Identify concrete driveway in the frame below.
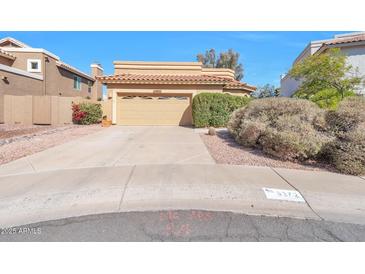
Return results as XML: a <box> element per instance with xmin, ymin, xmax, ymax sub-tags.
<box><xmin>1</xmin><ymin>125</ymin><xmax>365</xmax><ymax>229</ymax></box>
<box><xmin>0</xmin><ymin>126</ymin><xmax>214</xmax><ymax>176</ymax></box>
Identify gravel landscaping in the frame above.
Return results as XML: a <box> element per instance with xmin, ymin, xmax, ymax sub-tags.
<box><xmin>201</xmin><ymin>130</ymin><xmax>336</xmax><ymax>172</ymax></box>
<box><xmin>0</xmin><ymin>124</ymin><xmax>103</xmax><ymax>165</ymax></box>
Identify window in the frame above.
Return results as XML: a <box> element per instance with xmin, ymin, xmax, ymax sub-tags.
<box><xmin>27</xmin><ymin>59</ymin><xmax>41</xmax><ymax>73</ymax></box>
<box><xmin>73</xmin><ymin>76</ymin><xmax>81</xmax><ymax>90</ymax></box>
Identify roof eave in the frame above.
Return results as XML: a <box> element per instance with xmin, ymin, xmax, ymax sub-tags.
<box><xmin>0</xmin><ymin>50</ymin><xmax>16</xmax><ymax>61</ymax></box>
<box><xmin>98</xmin><ymin>79</ymin><xmax>226</xmax><ymax>86</ymax></box>
<box><xmin>317</xmin><ymin>40</ymin><xmax>365</xmax><ymax>54</ymax></box>
<box><xmin>56</xmin><ymin>62</ymin><xmax>95</xmax><ymax>82</ymax></box>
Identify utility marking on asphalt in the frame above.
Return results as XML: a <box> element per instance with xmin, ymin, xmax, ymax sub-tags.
<box><xmin>262</xmin><ymin>188</ymin><xmax>305</xmax><ymax>203</ymax></box>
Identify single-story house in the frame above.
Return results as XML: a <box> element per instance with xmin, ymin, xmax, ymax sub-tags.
<box><xmin>98</xmin><ymin>61</ymin><xmax>256</xmax><ymax>126</ymax></box>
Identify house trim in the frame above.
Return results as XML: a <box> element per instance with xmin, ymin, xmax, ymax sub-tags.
<box><xmin>0</xmin><ymin>64</ymin><xmax>43</xmax><ymax>80</ymax></box>
<box><xmin>90</xmin><ymin>64</ymin><xmax>104</xmax><ymax>71</ymax></box>
<box><xmin>1</xmin><ymin>47</ymin><xmax>60</xmax><ymax>60</ymax></box>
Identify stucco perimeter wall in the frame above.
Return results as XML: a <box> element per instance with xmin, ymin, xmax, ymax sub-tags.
<box><xmin>100</xmin><ymin>100</ymin><xmax>112</xmax><ymax>120</ymax></box>
<box><xmin>2</xmin><ymin>95</ymin><xmax>33</xmax><ymax>125</ymax></box>
<box><xmin>0</xmin><ymin>95</ymin><xmax>86</xmax><ymax>125</ymax></box>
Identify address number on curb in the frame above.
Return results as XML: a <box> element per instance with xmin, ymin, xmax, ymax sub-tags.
<box><xmin>262</xmin><ymin>188</ymin><xmax>305</xmax><ymax>203</ymax></box>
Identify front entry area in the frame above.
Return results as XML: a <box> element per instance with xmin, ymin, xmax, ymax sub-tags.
<box><xmin>116</xmin><ymin>93</ymin><xmax>192</xmax><ymax>126</ymax></box>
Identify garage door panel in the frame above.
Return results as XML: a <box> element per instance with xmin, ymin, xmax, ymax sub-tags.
<box><xmin>116</xmin><ymin>94</ymin><xmax>192</xmax><ymax>126</ymax></box>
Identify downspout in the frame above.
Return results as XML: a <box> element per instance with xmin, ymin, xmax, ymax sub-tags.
<box><xmin>43</xmin><ymin>55</ymin><xmax>47</xmax><ymax>95</ymax></box>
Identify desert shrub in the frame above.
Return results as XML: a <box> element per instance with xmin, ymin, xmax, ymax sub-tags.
<box><xmin>193</xmin><ymin>93</ymin><xmax>250</xmax><ymax>127</ymax></box>
<box><xmin>308</xmin><ymin>89</ymin><xmax>355</xmax><ymax>110</ymax></box>
<box><xmin>321</xmin><ymin>126</ymin><xmax>365</xmax><ymax>175</ymax></box>
<box><xmin>260</xmin><ymin>125</ymin><xmax>330</xmax><ymax>161</ymax></box>
<box><xmin>227</xmin><ymin>97</ymin><xmax>329</xmax><ymax>161</ymax></box>
<box><xmin>325</xmin><ymin>96</ymin><xmax>365</xmax><ymax>134</ymax></box>
<box><xmin>236</xmin><ymin>121</ymin><xmax>266</xmax><ymax>147</ymax></box>
<box><xmin>72</xmin><ymin>102</ymin><xmax>102</xmax><ymax>125</ymax></box>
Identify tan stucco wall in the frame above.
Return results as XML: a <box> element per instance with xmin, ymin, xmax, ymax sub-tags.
<box><xmin>106</xmin><ymin>84</ymin><xmax>224</xmax><ymax>98</ymax></box>
<box><xmin>91</xmin><ymin>65</ymin><xmax>103</xmax><ymax>100</ymax></box>
<box><xmin>9</xmin><ymin>51</ymin><xmax>44</xmax><ymax>77</ymax></box>
<box><xmin>114</xmin><ymin>62</ymin><xmax>202</xmax><ymax>75</ymax></box>
<box><xmin>223</xmin><ymin>89</ymin><xmax>251</xmax><ymax>96</ymax></box>
<box><xmin>100</xmin><ymin>100</ymin><xmax>112</xmax><ymax>120</ymax></box>
<box><xmin>44</xmin><ymin>56</ymin><xmax>92</xmax><ymax>98</ymax></box>
<box><xmin>0</xmin><ymin>70</ymin><xmax>43</xmax><ymax>96</ymax></box>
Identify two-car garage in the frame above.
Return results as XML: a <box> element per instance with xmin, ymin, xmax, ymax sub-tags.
<box><xmin>116</xmin><ymin>93</ymin><xmax>193</xmax><ymax>126</ymax></box>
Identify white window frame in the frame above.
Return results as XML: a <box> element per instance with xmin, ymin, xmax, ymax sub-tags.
<box><xmin>27</xmin><ymin>59</ymin><xmax>41</xmax><ymax>73</ymax></box>
<box><xmin>73</xmin><ymin>75</ymin><xmax>81</xmax><ymax>91</ymax></box>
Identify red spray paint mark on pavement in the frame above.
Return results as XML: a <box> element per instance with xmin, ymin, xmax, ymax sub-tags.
<box><xmin>159</xmin><ymin>210</ymin><xmax>216</xmax><ymax>237</ymax></box>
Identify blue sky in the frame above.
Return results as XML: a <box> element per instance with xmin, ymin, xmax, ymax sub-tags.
<box><xmin>0</xmin><ymin>31</ymin><xmax>351</xmax><ymax>87</ymax></box>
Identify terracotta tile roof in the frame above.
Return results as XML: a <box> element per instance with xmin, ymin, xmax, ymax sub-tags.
<box><xmin>318</xmin><ymin>34</ymin><xmax>365</xmax><ymax>53</ymax></box>
<box><xmin>98</xmin><ymin>74</ymin><xmax>256</xmax><ymax>92</ymax></box>
<box><xmin>325</xmin><ymin>34</ymin><xmax>365</xmax><ymax>46</ymax></box>
<box><xmin>0</xmin><ymin>48</ymin><xmax>16</xmax><ymax>60</ymax></box>
<box><xmin>56</xmin><ymin>61</ymin><xmax>95</xmax><ymax>82</ymax></box>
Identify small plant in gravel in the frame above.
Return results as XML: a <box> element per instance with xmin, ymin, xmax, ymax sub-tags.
<box><xmin>208</xmin><ymin>127</ymin><xmax>216</xmax><ymax>136</ymax></box>
<box><xmin>72</xmin><ymin>102</ymin><xmax>103</xmax><ymax>125</ymax></box>
<box><xmin>227</xmin><ymin>97</ymin><xmax>330</xmax><ymax>161</ymax></box>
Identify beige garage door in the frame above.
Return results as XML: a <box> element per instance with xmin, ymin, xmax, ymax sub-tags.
<box><xmin>116</xmin><ymin>94</ymin><xmax>192</xmax><ymax>126</ymax></box>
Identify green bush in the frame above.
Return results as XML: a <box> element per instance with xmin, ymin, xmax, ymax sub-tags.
<box><xmin>72</xmin><ymin>102</ymin><xmax>103</xmax><ymax>125</ymax></box>
<box><xmin>228</xmin><ymin>97</ymin><xmax>329</xmax><ymax>161</ymax></box>
<box><xmin>308</xmin><ymin>88</ymin><xmax>355</xmax><ymax>110</ymax></box>
<box><xmin>321</xmin><ymin>126</ymin><xmax>365</xmax><ymax>175</ymax></box>
<box><xmin>325</xmin><ymin>96</ymin><xmax>365</xmax><ymax>134</ymax></box>
<box><xmin>192</xmin><ymin>93</ymin><xmax>250</xmax><ymax>127</ymax></box>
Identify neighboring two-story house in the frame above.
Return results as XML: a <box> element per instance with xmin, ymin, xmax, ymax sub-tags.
<box><xmin>280</xmin><ymin>32</ymin><xmax>365</xmax><ymax>97</ymax></box>
<box><xmin>0</xmin><ymin>37</ymin><xmax>103</xmax><ymax>100</ymax></box>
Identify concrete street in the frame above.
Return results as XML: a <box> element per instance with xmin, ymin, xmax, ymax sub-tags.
<box><xmin>0</xmin><ymin>126</ymin><xmax>365</xmax><ymax>232</ymax></box>
<box><xmin>1</xmin><ymin>210</ymin><xmax>365</xmax><ymax>242</ymax></box>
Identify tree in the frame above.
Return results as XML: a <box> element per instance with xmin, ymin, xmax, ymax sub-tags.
<box><xmin>196</xmin><ymin>49</ymin><xmax>244</xmax><ymax>80</ymax></box>
<box><xmin>289</xmin><ymin>48</ymin><xmax>363</xmax><ymax>99</ymax></box>
<box><xmin>253</xmin><ymin>84</ymin><xmax>277</xmax><ymax>98</ymax></box>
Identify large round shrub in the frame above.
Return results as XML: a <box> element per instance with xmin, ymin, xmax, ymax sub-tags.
<box><xmin>228</xmin><ymin>97</ymin><xmax>329</xmax><ymax>161</ymax></box>
<box><xmin>192</xmin><ymin>93</ymin><xmax>250</xmax><ymax>127</ymax></box>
